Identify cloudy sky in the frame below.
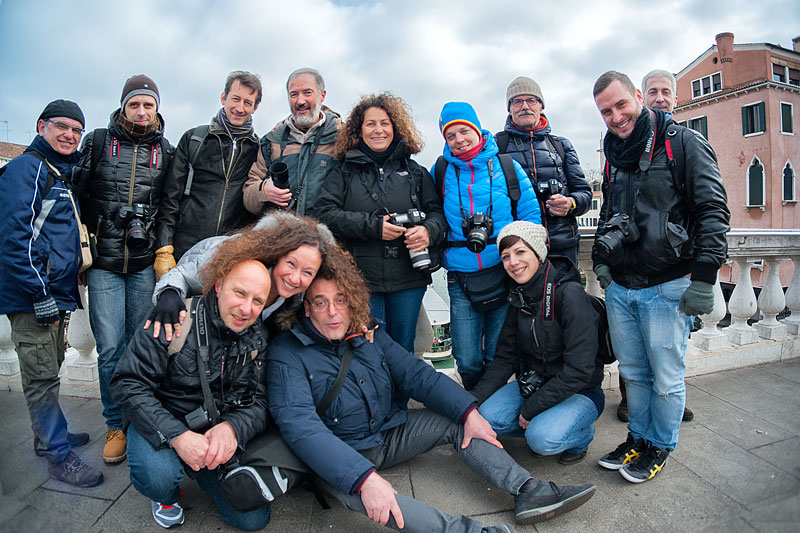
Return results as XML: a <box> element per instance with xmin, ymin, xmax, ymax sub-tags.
<box><xmin>1</xmin><ymin>0</ymin><xmax>798</xmax><ymax>170</ymax></box>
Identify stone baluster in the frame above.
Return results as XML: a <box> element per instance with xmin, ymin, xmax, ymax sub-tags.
<box><xmin>65</xmin><ymin>286</ymin><xmax>98</xmax><ymax>382</ymax></box>
<box><xmin>693</xmin><ymin>273</ymin><xmax>728</xmax><ymax>350</ymax></box>
<box><xmin>725</xmin><ymin>258</ymin><xmax>758</xmax><ymax>345</ymax></box>
<box><xmin>783</xmin><ymin>257</ymin><xmax>800</xmax><ymax>336</ymax></box>
<box><xmin>755</xmin><ymin>258</ymin><xmax>787</xmax><ymax>340</ymax></box>
<box><xmin>0</xmin><ymin>315</ymin><xmax>20</xmax><ymax>382</ymax></box>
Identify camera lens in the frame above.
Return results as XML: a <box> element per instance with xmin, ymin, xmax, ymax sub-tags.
<box><xmin>269</xmin><ymin>162</ymin><xmax>290</xmax><ymax>190</ymax></box>
<box><xmin>409</xmin><ymin>248</ymin><xmax>431</xmax><ymax>270</ymax></box>
<box><xmin>466</xmin><ymin>226</ymin><xmax>489</xmax><ymax>253</ymax></box>
<box><xmin>126</xmin><ymin>218</ymin><xmax>149</xmax><ymax>249</ymax></box>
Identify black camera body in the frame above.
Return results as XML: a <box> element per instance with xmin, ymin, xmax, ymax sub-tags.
<box><xmin>269</xmin><ymin>161</ymin><xmax>290</xmax><ymax>190</ymax></box>
<box><xmin>390</xmin><ymin>209</ymin><xmax>430</xmax><ymax>270</ymax></box>
<box><xmin>185</xmin><ymin>406</ymin><xmax>212</xmax><ymax>432</ymax></box>
<box><xmin>116</xmin><ymin>203</ymin><xmax>151</xmax><ymax>249</ymax></box>
<box><xmin>535</xmin><ymin>178</ymin><xmax>561</xmax><ymax>201</ymax></box>
<box><xmin>518</xmin><ymin>369</ymin><xmax>545</xmax><ymax>399</ymax></box>
<box><xmin>595</xmin><ymin>213</ymin><xmax>641</xmax><ymax>257</ymax></box>
<box><xmin>461</xmin><ymin>212</ymin><xmax>494</xmax><ymax>253</ymax></box>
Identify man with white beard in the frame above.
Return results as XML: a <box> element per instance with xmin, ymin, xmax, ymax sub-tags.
<box><xmin>243</xmin><ymin>68</ymin><xmax>341</xmax><ymax>217</ymax></box>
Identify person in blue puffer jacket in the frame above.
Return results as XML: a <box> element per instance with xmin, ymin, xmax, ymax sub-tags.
<box><xmin>433</xmin><ymin>102</ymin><xmax>541</xmax><ymax>390</ymax></box>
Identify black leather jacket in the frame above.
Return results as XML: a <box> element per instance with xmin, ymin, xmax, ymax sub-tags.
<box><xmin>470</xmin><ymin>258</ymin><xmax>604</xmax><ymax>420</ymax></box>
<box><xmin>593</xmin><ymin>124</ymin><xmax>730</xmax><ymax>289</ymax></box>
<box><xmin>74</xmin><ymin>111</ymin><xmax>171</xmax><ymax>273</ymax></box>
<box><xmin>111</xmin><ymin>290</ymin><xmax>269</xmax><ymax>450</ymax></box>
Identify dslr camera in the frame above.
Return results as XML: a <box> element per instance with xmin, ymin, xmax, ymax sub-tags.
<box><xmin>517</xmin><ymin>369</ymin><xmax>545</xmax><ymax>399</ymax></box>
<box><xmin>595</xmin><ymin>213</ymin><xmax>641</xmax><ymax>257</ymax></box>
<box><xmin>461</xmin><ymin>212</ymin><xmax>494</xmax><ymax>253</ymax></box>
<box><xmin>116</xmin><ymin>203</ymin><xmax>151</xmax><ymax>249</ymax></box>
<box><xmin>535</xmin><ymin>178</ymin><xmax>561</xmax><ymax>201</ymax></box>
<box><xmin>390</xmin><ymin>209</ymin><xmax>431</xmax><ymax>270</ymax></box>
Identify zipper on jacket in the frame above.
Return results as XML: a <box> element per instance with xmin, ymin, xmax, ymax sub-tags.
<box><xmin>122</xmin><ymin>143</ymin><xmax>140</xmax><ymax>274</ymax></box>
<box><xmin>216</xmin><ymin>136</ymin><xmax>242</xmax><ymax>235</ymax></box>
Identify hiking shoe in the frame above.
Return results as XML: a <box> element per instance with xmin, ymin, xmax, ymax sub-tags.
<box><xmin>34</xmin><ymin>432</ymin><xmax>90</xmax><ymax>457</ymax></box>
<box><xmin>597</xmin><ymin>433</ymin><xmax>646</xmax><ymax>470</ymax></box>
<box><xmin>47</xmin><ymin>451</ymin><xmax>104</xmax><ymax>487</ymax></box>
<box><xmin>620</xmin><ymin>444</ymin><xmax>669</xmax><ymax>483</ymax></box>
<box><xmin>103</xmin><ymin>429</ymin><xmax>127</xmax><ymax>463</ymax></box>
<box><xmin>482</xmin><ymin>526</ymin><xmax>514</xmax><ymax>532</ymax></box>
<box><xmin>683</xmin><ymin>407</ymin><xmax>695</xmax><ymax>422</ymax></box>
<box><xmin>151</xmin><ymin>500</ymin><xmax>185</xmax><ymax>528</ymax></box>
<box><xmin>559</xmin><ymin>450</ymin><xmax>587</xmax><ymax>465</ymax></box>
<box><xmin>514</xmin><ymin>481</ymin><xmax>595</xmax><ymax>524</ymax></box>
<box><xmin>616</xmin><ymin>400</ymin><xmax>629</xmax><ymax>422</ymax></box>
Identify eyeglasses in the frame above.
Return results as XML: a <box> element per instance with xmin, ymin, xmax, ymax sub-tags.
<box><xmin>306</xmin><ymin>296</ymin><xmax>348</xmax><ymax>313</ymax></box>
<box><xmin>46</xmin><ymin>120</ymin><xmax>85</xmax><ymax>136</ymax></box>
<box><xmin>510</xmin><ymin>97</ymin><xmax>540</xmax><ymax>109</ymax></box>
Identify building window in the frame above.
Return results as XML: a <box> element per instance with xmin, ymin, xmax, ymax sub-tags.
<box><xmin>742</xmin><ymin>102</ymin><xmax>766</xmax><ymax>136</ymax></box>
<box><xmin>592</xmin><ymin>199</ymin><xmax>599</xmax><ymax>210</ymax></box>
<box><xmin>784</xmin><ymin>162</ymin><xmax>796</xmax><ymax>203</ymax></box>
<box><xmin>691</xmin><ymin>72</ymin><xmax>722</xmax><ymax>98</ymax></box>
<box><xmin>677</xmin><ymin>121</ymin><xmax>687</xmax><ymax>127</ymax></box>
<box><xmin>773</xmin><ymin>63</ymin><xmax>800</xmax><ymax>86</ymax></box>
<box><xmin>747</xmin><ymin>157</ymin><xmax>765</xmax><ymax>207</ymax></box>
<box><xmin>781</xmin><ymin>102</ymin><xmax>793</xmax><ymax>134</ymax></box>
<box><xmin>688</xmin><ymin>116</ymin><xmax>708</xmax><ymax>139</ymax></box>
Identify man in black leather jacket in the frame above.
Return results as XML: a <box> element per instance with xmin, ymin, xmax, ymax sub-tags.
<box><xmin>112</xmin><ymin>253</ymin><xmax>272</xmax><ymax>530</ymax></box>
<box><xmin>591</xmin><ymin>71</ymin><xmax>729</xmax><ymax>484</ymax></box>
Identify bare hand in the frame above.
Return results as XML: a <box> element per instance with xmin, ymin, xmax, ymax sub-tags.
<box><xmin>545</xmin><ymin>194</ymin><xmax>573</xmax><ymax>217</ymax></box>
<box><xmin>462</xmin><ymin>409</ymin><xmax>503</xmax><ymax>450</ymax></box>
<box><xmin>77</xmin><ymin>272</ymin><xmax>87</xmax><ymax>287</ymax></box>
<box><xmin>518</xmin><ymin>414</ymin><xmax>530</xmax><ymax>430</ymax></box>
<box><xmin>361</xmin><ymin>323</ymin><xmax>378</xmax><ymax>343</ymax></box>
<box><xmin>359</xmin><ymin>472</ymin><xmax>404</xmax><ymax>528</ymax></box>
<box><xmin>204</xmin><ymin>421</ymin><xmax>239</xmax><ymax>470</ymax></box>
<box><xmin>381</xmin><ymin>215</ymin><xmax>407</xmax><ymax>241</ymax></box>
<box><xmin>262</xmin><ymin>178</ymin><xmax>293</xmax><ymax>207</ymax></box>
<box><xmin>404</xmin><ymin>226</ymin><xmax>430</xmax><ymax>252</ymax></box>
<box><xmin>172</xmin><ymin>430</ymin><xmax>210</xmax><ymax>471</ymax></box>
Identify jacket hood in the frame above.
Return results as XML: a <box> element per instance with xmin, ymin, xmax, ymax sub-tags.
<box><xmin>107</xmin><ymin>109</ymin><xmax>166</xmax><ymax>143</ymax></box>
<box><xmin>504</xmin><ymin>114</ymin><xmax>552</xmax><ymax>139</ymax></box>
<box><xmin>441</xmin><ymin>129</ymin><xmax>499</xmax><ymax>169</ymax></box>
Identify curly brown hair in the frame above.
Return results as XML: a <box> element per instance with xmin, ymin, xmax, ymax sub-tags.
<box><xmin>310</xmin><ymin>246</ymin><xmax>372</xmax><ymax>335</ymax></box>
<box><xmin>198</xmin><ymin>215</ymin><xmax>331</xmax><ymax>293</ymax></box>
<box><xmin>333</xmin><ymin>92</ymin><xmax>424</xmax><ymax>160</ymax></box>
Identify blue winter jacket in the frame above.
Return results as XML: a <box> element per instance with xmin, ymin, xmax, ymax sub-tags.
<box><xmin>432</xmin><ymin>131</ymin><xmax>541</xmax><ymax>273</ymax></box>
<box><xmin>267</xmin><ymin>317</ymin><xmax>476</xmax><ymax>495</ymax></box>
<box><xmin>0</xmin><ymin>136</ymin><xmax>81</xmax><ymax>314</ymax></box>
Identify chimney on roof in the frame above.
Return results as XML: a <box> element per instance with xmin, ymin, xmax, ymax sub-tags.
<box><xmin>793</xmin><ymin>36</ymin><xmax>800</xmax><ymax>53</ymax></box>
<box><xmin>716</xmin><ymin>32</ymin><xmax>734</xmax><ymax>89</ymax></box>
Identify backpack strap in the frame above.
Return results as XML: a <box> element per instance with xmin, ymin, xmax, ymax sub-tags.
<box><xmin>497</xmin><ymin>153</ymin><xmax>519</xmax><ymax>220</ymax></box>
<box><xmin>665</xmin><ymin>124</ymin><xmax>686</xmax><ymax>198</ymax></box>
<box><xmin>24</xmin><ymin>150</ymin><xmax>59</xmax><ymax>197</ymax></box>
<box><xmin>495</xmin><ymin>131</ymin><xmax>510</xmax><ymax>153</ymax></box>
<box><xmin>184</xmin><ymin>125</ymin><xmax>210</xmax><ymax>196</ymax></box>
<box><xmin>259</xmin><ymin>136</ymin><xmax>273</xmax><ymax>167</ymax></box>
<box><xmin>544</xmin><ymin>134</ymin><xmax>566</xmax><ymax>164</ymax></box>
<box><xmin>90</xmin><ymin>128</ymin><xmax>107</xmax><ymax>176</ymax></box>
<box><xmin>434</xmin><ymin>156</ymin><xmax>448</xmax><ymax>200</ymax></box>
<box><xmin>315</xmin><ymin>340</ymin><xmax>353</xmax><ymax>417</ymax></box>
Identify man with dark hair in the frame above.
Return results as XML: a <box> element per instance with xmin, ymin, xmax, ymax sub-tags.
<box><xmin>267</xmin><ymin>249</ymin><xmax>596</xmax><ymax>532</ymax></box>
<box><xmin>243</xmin><ymin>67</ymin><xmax>340</xmax><ymax>216</ymax></box>
<box><xmin>0</xmin><ymin>100</ymin><xmax>103</xmax><ymax>487</ymax></box>
<box><xmin>73</xmin><ymin>74</ymin><xmax>172</xmax><ymax>464</ymax></box>
<box><xmin>592</xmin><ymin>71</ymin><xmax>729</xmax><ymax>483</ymax></box>
<box><xmin>155</xmin><ymin>70</ymin><xmax>262</xmax><ymax>274</ymax></box>
<box><xmin>496</xmin><ymin>77</ymin><xmax>592</xmax><ymax>264</ymax></box>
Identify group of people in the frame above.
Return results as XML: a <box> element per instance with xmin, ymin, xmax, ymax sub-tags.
<box><xmin>0</xmin><ymin>65</ymin><xmax>729</xmax><ymax>532</ymax></box>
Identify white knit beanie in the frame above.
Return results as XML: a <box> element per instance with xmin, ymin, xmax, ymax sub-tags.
<box><xmin>497</xmin><ymin>221</ymin><xmax>548</xmax><ymax>263</ymax></box>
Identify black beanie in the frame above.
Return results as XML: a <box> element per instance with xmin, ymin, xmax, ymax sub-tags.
<box><xmin>121</xmin><ymin>74</ymin><xmax>160</xmax><ymax>110</ymax></box>
<box><xmin>37</xmin><ymin>99</ymin><xmax>85</xmax><ymax>128</ymax></box>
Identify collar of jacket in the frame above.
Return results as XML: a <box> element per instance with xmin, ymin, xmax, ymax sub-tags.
<box><xmin>441</xmin><ymin>128</ymin><xmax>499</xmax><ymax>169</ymax></box>
<box><xmin>344</xmin><ymin>137</ymin><xmax>406</xmax><ymax>166</ymax></box>
<box><xmin>504</xmin><ymin>114</ymin><xmax>552</xmax><ymax>140</ymax></box>
<box><xmin>290</xmin><ymin>314</ymin><xmax>366</xmax><ymax>350</ymax></box>
<box><xmin>108</xmin><ymin>109</ymin><xmax>166</xmax><ymax>144</ymax></box>
<box><xmin>509</xmin><ymin>256</ymin><xmax>580</xmax><ymax>310</ymax></box>
<box><xmin>25</xmin><ymin>134</ymin><xmax>80</xmax><ymax>174</ymax></box>
<box><xmin>268</xmin><ymin>109</ymin><xmax>341</xmax><ymax>145</ymax></box>
<box><xmin>208</xmin><ymin>117</ymin><xmax>259</xmax><ymax>144</ymax></box>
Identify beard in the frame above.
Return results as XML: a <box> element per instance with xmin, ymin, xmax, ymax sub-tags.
<box><xmin>292</xmin><ymin>98</ymin><xmax>322</xmax><ymax>128</ymax></box>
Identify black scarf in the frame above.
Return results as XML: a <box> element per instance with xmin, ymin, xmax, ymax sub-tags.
<box><xmin>214</xmin><ymin>107</ymin><xmax>254</xmax><ymax>139</ymax></box>
<box><xmin>357</xmin><ymin>138</ymin><xmax>399</xmax><ymax>167</ymax></box>
<box><xmin>603</xmin><ymin>108</ymin><xmax>669</xmax><ymax>170</ymax></box>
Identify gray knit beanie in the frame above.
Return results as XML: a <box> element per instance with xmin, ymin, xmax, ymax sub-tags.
<box><xmin>506</xmin><ymin>76</ymin><xmax>545</xmax><ymax>110</ymax></box>
<box><xmin>121</xmin><ymin>74</ymin><xmax>160</xmax><ymax>110</ymax></box>
<box><xmin>497</xmin><ymin>221</ymin><xmax>548</xmax><ymax>263</ymax></box>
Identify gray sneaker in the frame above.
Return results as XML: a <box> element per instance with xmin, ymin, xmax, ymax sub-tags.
<box><xmin>47</xmin><ymin>451</ymin><xmax>104</xmax><ymax>487</ymax></box>
<box><xmin>151</xmin><ymin>500</ymin><xmax>185</xmax><ymax>528</ymax></box>
<box><xmin>514</xmin><ymin>481</ymin><xmax>595</xmax><ymax>524</ymax></box>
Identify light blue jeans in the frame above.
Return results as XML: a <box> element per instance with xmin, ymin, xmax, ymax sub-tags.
<box><xmin>479</xmin><ymin>382</ymin><xmax>600</xmax><ymax>455</ymax></box>
<box><xmin>447</xmin><ymin>275</ymin><xmax>509</xmax><ymax>390</ymax></box>
<box><xmin>369</xmin><ymin>286</ymin><xmax>426</xmax><ymax>353</ymax></box>
<box><xmin>605</xmin><ymin>277</ymin><xmax>693</xmax><ymax>450</ymax></box>
<box><xmin>87</xmin><ymin>267</ymin><xmax>155</xmax><ymax>430</ymax></box>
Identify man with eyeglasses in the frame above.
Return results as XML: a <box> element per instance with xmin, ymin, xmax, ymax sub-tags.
<box><xmin>496</xmin><ymin>77</ymin><xmax>592</xmax><ymax>264</ymax></box>
<box><xmin>111</xmin><ymin>252</ymin><xmax>273</xmax><ymax>530</ymax></box>
<box><xmin>0</xmin><ymin>100</ymin><xmax>104</xmax><ymax>488</ymax></box>
<box><xmin>267</xmin><ymin>248</ymin><xmax>596</xmax><ymax>532</ymax></box>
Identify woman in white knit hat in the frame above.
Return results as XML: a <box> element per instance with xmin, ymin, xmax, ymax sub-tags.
<box><xmin>469</xmin><ymin>221</ymin><xmax>605</xmax><ymax>465</ymax></box>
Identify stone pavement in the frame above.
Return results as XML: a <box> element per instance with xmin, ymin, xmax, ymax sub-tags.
<box><xmin>1</xmin><ymin>360</ymin><xmax>798</xmax><ymax>533</ymax></box>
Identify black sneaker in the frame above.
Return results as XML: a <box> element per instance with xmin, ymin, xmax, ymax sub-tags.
<box><xmin>597</xmin><ymin>433</ymin><xmax>646</xmax><ymax>470</ymax></box>
<box><xmin>620</xmin><ymin>443</ymin><xmax>669</xmax><ymax>483</ymax></box>
<box><xmin>34</xmin><ymin>432</ymin><xmax>90</xmax><ymax>457</ymax></box>
<box><xmin>47</xmin><ymin>451</ymin><xmax>104</xmax><ymax>487</ymax></box>
<box><xmin>514</xmin><ymin>481</ymin><xmax>595</xmax><ymax>524</ymax></box>
<box><xmin>482</xmin><ymin>526</ymin><xmax>514</xmax><ymax>533</ymax></box>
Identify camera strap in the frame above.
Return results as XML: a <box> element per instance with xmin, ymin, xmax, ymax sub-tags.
<box><xmin>315</xmin><ymin>340</ymin><xmax>353</xmax><ymax>418</ymax></box>
<box><xmin>639</xmin><ymin>109</ymin><xmax>657</xmax><ymax>172</ymax></box>
<box><xmin>192</xmin><ymin>296</ymin><xmax>221</xmax><ymax>426</ymax></box>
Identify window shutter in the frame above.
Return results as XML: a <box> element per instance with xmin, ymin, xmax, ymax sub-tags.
<box><xmin>742</xmin><ymin>106</ymin><xmax>749</xmax><ymax>135</ymax></box>
<box><xmin>701</xmin><ymin>116</ymin><xmax>708</xmax><ymax>140</ymax></box>
<box><xmin>758</xmin><ymin>102</ymin><xmax>766</xmax><ymax>132</ymax></box>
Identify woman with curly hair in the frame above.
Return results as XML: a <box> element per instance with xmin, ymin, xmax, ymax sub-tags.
<box><xmin>315</xmin><ymin>93</ymin><xmax>446</xmax><ymax>352</ymax></box>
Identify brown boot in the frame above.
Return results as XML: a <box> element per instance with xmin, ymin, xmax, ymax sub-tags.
<box><xmin>617</xmin><ymin>377</ymin><xmax>629</xmax><ymax>422</ymax></box>
<box><xmin>682</xmin><ymin>406</ymin><xmax>695</xmax><ymax>422</ymax></box>
<box><xmin>103</xmin><ymin>429</ymin><xmax>127</xmax><ymax>464</ymax></box>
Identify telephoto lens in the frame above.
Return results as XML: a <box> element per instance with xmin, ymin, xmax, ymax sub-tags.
<box><xmin>269</xmin><ymin>161</ymin><xmax>290</xmax><ymax>190</ymax></box>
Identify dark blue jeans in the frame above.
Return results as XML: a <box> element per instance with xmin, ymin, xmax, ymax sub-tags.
<box><xmin>126</xmin><ymin>425</ymin><xmax>270</xmax><ymax>531</ymax></box>
<box><xmin>369</xmin><ymin>286</ymin><xmax>426</xmax><ymax>353</ymax></box>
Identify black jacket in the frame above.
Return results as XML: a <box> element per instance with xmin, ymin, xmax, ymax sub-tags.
<box><xmin>74</xmin><ymin>111</ymin><xmax>171</xmax><ymax>273</ymax></box>
<box><xmin>111</xmin><ymin>291</ymin><xmax>269</xmax><ymax>450</ymax></box>
<box><xmin>470</xmin><ymin>258</ymin><xmax>604</xmax><ymax>421</ymax></box>
<box><xmin>157</xmin><ymin>121</ymin><xmax>259</xmax><ymax>260</ymax></box>
<box><xmin>592</xmin><ymin>122</ymin><xmax>730</xmax><ymax>289</ymax></box>
<box><xmin>315</xmin><ymin>142</ymin><xmax>447</xmax><ymax>293</ymax></box>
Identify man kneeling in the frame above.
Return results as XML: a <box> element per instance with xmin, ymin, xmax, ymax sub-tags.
<box><xmin>267</xmin><ymin>248</ymin><xmax>596</xmax><ymax>532</ymax></box>
<box><xmin>112</xmin><ymin>240</ymin><xmax>273</xmax><ymax>530</ymax></box>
